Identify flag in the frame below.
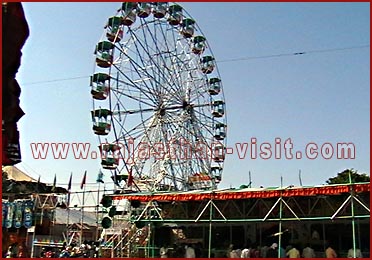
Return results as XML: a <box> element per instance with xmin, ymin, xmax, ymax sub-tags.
<box><xmin>36</xmin><ymin>175</ymin><xmax>41</xmax><ymax>192</ymax></box>
<box><xmin>51</xmin><ymin>174</ymin><xmax>57</xmax><ymax>192</ymax></box>
<box><xmin>68</xmin><ymin>173</ymin><xmax>72</xmax><ymax>191</ymax></box>
<box><xmin>80</xmin><ymin>171</ymin><xmax>87</xmax><ymax>189</ymax></box>
<box><xmin>96</xmin><ymin>169</ymin><xmax>104</xmax><ymax>184</ymax></box>
<box><xmin>127</xmin><ymin>169</ymin><xmax>133</xmax><ymax>187</ymax></box>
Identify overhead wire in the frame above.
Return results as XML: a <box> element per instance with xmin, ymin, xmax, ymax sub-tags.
<box><xmin>217</xmin><ymin>44</ymin><xmax>370</xmax><ymax>63</ymax></box>
<box><xmin>21</xmin><ymin>44</ymin><xmax>370</xmax><ymax>86</ymax></box>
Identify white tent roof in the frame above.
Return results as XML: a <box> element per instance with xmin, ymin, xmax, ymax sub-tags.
<box><xmin>2</xmin><ymin>165</ymin><xmax>37</xmax><ymax>182</ymax></box>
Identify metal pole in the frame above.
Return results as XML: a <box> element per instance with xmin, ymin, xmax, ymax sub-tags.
<box><xmin>278</xmin><ymin>196</ymin><xmax>283</xmax><ymax>258</ymax></box>
<box><xmin>30</xmin><ymin>227</ymin><xmax>36</xmax><ymax>258</ymax></box>
<box><xmin>96</xmin><ymin>182</ymin><xmax>101</xmax><ymax>241</ymax></box>
<box><xmin>152</xmin><ymin>223</ymin><xmax>155</xmax><ymax>258</ymax></box>
<box><xmin>66</xmin><ymin>193</ymin><xmax>71</xmax><ymax>245</ymax></box>
<box><xmin>278</xmin><ymin>177</ymin><xmax>283</xmax><ymax>258</ymax></box>
<box><xmin>30</xmin><ymin>196</ymin><xmax>38</xmax><ymax>258</ymax></box>
<box><xmin>349</xmin><ymin>173</ymin><xmax>356</xmax><ymax>258</ymax></box>
<box><xmin>80</xmin><ymin>185</ymin><xmax>86</xmax><ymax>246</ymax></box>
<box><xmin>208</xmin><ymin>198</ymin><xmax>213</xmax><ymax>258</ymax></box>
<box><xmin>322</xmin><ymin>222</ymin><xmax>326</xmax><ymax>253</ymax></box>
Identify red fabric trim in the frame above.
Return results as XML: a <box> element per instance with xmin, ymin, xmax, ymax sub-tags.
<box><xmin>112</xmin><ymin>183</ymin><xmax>370</xmax><ymax>202</ymax></box>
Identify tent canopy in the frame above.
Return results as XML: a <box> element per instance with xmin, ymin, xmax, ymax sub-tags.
<box><xmin>2</xmin><ymin>165</ymin><xmax>37</xmax><ymax>182</ymax></box>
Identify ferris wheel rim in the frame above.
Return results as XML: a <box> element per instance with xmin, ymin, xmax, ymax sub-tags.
<box><xmin>91</xmin><ymin>2</ymin><xmax>227</xmax><ymax>192</ymax></box>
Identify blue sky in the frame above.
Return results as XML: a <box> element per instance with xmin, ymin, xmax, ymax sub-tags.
<box><xmin>16</xmin><ymin>2</ymin><xmax>370</xmax><ymax>193</ymax></box>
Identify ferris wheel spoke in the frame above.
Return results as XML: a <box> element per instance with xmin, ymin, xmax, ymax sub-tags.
<box><xmin>126</xmin><ymin>31</ymin><xmax>167</xmax><ymax>101</ymax></box>
<box><xmin>129</xmin><ymin>25</ymin><xmax>185</xmax><ymax>103</ymax></box>
<box><xmin>137</xmin><ymin>19</ymin><xmax>173</xmax><ymax>99</ymax></box>
<box><xmin>111</xmin><ymin>66</ymin><xmax>159</xmax><ymax>106</ymax></box>
<box><xmin>116</xmin><ymin>114</ymin><xmax>155</xmax><ymax>141</ymax></box>
<box><xmin>141</xmin><ymin>18</ymin><xmax>188</xmax><ymax>102</ymax></box>
<box><xmin>128</xmin><ymin>26</ymin><xmax>176</xmax><ymax>88</ymax></box>
<box><xmin>111</xmin><ymin>88</ymin><xmax>155</xmax><ymax>111</ymax></box>
<box><xmin>113</xmin><ymin>48</ymin><xmax>166</xmax><ymax>105</ymax></box>
<box><xmin>158</xmin><ymin>34</ymin><xmax>188</xmax><ymax>101</ymax></box>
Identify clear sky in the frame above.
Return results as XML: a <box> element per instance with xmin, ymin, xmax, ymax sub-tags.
<box><xmin>16</xmin><ymin>2</ymin><xmax>370</xmax><ymax>194</ymax></box>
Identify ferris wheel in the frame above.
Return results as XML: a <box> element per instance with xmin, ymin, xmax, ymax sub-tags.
<box><xmin>91</xmin><ymin>2</ymin><xmax>227</xmax><ymax>192</ymax></box>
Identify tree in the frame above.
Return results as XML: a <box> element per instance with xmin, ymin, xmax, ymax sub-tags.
<box><xmin>326</xmin><ymin>169</ymin><xmax>370</xmax><ymax>184</ymax></box>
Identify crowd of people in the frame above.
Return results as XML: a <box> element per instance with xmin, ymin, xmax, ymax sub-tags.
<box><xmin>223</xmin><ymin>242</ymin><xmax>363</xmax><ymax>258</ymax></box>
<box><xmin>3</xmin><ymin>240</ymin><xmax>364</xmax><ymax>258</ymax></box>
<box><xmin>38</xmin><ymin>241</ymin><xmax>100</xmax><ymax>258</ymax></box>
<box><xmin>156</xmin><ymin>241</ymin><xmax>364</xmax><ymax>258</ymax></box>
<box><xmin>160</xmin><ymin>243</ymin><xmax>202</xmax><ymax>258</ymax></box>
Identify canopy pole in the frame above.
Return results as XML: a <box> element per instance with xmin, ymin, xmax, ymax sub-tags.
<box><xmin>208</xmin><ymin>198</ymin><xmax>213</xmax><ymax>258</ymax></box>
<box><xmin>349</xmin><ymin>173</ymin><xmax>356</xmax><ymax>258</ymax></box>
<box><xmin>30</xmin><ymin>226</ymin><xmax>36</xmax><ymax>258</ymax></box>
<box><xmin>30</xmin><ymin>195</ymin><xmax>39</xmax><ymax>258</ymax></box>
<box><xmin>278</xmin><ymin>177</ymin><xmax>283</xmax><ymax>258</ymax></box>
<box><xmin>278</xmin><ymin>197</ymin><xmax>283</xmax><ymax>258</ymax></box>
<box><xmin>66</xmin><ymin>195</ymin><xmax>71</xmax><ymax>244</ymax></box>
<box><xmin>96</xmin><ymin>182</ymin><xmax>101</xmax><ymax>241</ymax></box>
<box><xmin>80</xmin><ymin>185</ymin><xmax>86</xmax><ymax>246</ymax></box>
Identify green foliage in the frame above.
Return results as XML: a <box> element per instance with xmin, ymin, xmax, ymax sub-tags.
<box><xmin>326</xmin><ymin>169</ymin><xmax>370</xmax><ymax>184</ymax></box>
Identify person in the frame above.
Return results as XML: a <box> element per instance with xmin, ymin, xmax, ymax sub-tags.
<box><xmin>227</xmin><ymin>244</ymin><xmax>234</xmax><ymax>258</ymax></box>
<box><xmin>249</xmin><ymin>244</ymin><xmax>260</xmax><ymax>258</ymax></box>
<box><xmin>302</xmin><ymin>243</ymin><xmax>316</xmax><ymax>258</ymax></box>
<box><xmin>312</xmin><ymin>230</ymin><xmax>320</xmax><ymax>240</ymax></box>
<box><xmin>325</xmin><ymin>245</ymin><xmax>337</xmax><ymax>258</ymax></box>
<box><xmin>160</xmin><ymin>245</ymin><xmax>168</xmax><ymax>258</ymax></box>
<box><xmin>286</xmin><ymin>245</ymin><xmax>300</xmax><ymax>258</ymax></box>
<box><xmin>39</xmin><ymin>247</ymin><xmax>46</xmax><ymax>258</ymax></box>
<box><xmin>195</xmin><ymin>242</ymin><xmax>203</xmax><ymax>258</ymax></box>
<box><xmin>230</xmin><ymin>245</ymin><xmax>241</xmax><ymax>258</ymax></box>
<box><xmin>5</xmin><ymin>246</ymin><xmax>13</xmax><ymax>258</ymax></box>
<box><xmin>267</xmin><ymin>243</ymin><xmax>278</xmax><ymax>258</ymax></box>
<box><xmin>185</xmin><ymin>244</ymin><xmax>195</xmax><ymax>258</ymax></box>
<box><xmin>347</xmin><ymin>247</ymin><xmax>363</xmax><ymax>258</ymax></box>
<box><xmin>59</xmin><ymin>246</ymin><xmax>71</xmax><ymax>258</ymax></box>
<box><xmin>260</xmin><ymin>245</ymin><xmax>269</xmax><ymax>258</ymax></box>
<box><xmin>241</xmin><ymin>244</ymin><xmax>251</xmax><ymax>258</ymax></box>
<box><xmin>17</xmin><ymin>244</ymin><xmax>29</xmax><ymax>258</ymax></box>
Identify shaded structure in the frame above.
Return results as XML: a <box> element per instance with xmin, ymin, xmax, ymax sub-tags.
<box><xmin>107</xmin><ymin>182</ymin><xmax>370</xmax><ymax>258</ymax></box>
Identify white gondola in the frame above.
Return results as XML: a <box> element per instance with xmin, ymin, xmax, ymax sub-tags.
<box><xmin>213</xmin><ymin>143</ymin><xmax>225</xmax><ymax>162</ymax></box>
<box><xmin>192</xmin><ymin>35</ymin><xmax>206</xmax><ymax>55</ymax></box>
<box><xmin>167</xmin><ymin>4</ymin><xmax>183</xmax><ymax>25</ymax></box>
<box><xmin>121</xmin><ymin>2</ymin><xmax>137</xmax><ymax>26</ymax></box>
<box><xmin>208</xmin><ymin>78</ymin><xmax>221</xmax><ymax>95</ymax></box>
<box><xmin>91</xmin><ymin>109</ymin><xmax>112</xmax><ymax>136</ymax></box>
<box><xmin>212</xmin><ymin>100</ymin><xmax>225</xmax><ymax>118</ymax></box>
<box><xmin>106</xmin><ymin>16</ymin><xmax>123</xmax><ymax>42</ymax></box>
<box><xmin>137</xmin><ymin>2</ymin><xmax>151</xmax><ymax>18</ymax></box>
<box><xmin>214</xmin><ymin>123</ymin><xmax>226</xmax><ymax>141</ymax></box>
<box><xmin>181</xmin><ymin>18</ymin><xmax>195</xmax><ymax>38</ymax></box>
<box><xmin>211</xmin><ymin>166</ymin><xmax>223</xmax><ymax>183</ymax></box>
<box><xmin>152</xmin><ymin>2</ymin><xmax>167</xmax><ymax>19</ymax></box>
<box><xmin>200</xmin><ymin>56</ymin><xmax>215</xmax><ymax>74</ymax></box>
<box><xmin>90</xmin><ymin>73</ymin><xmax>110</xmax><ymax>100</ymax></box>
<box><xmin>95</xmin><ymin>41</ymin><xmax>114</xmax><ymax>68</ymax></box>
<box><xmin>100</xmin><ymin>143</ymin><xmax>120</xmax><ymax>170</ymax></box>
